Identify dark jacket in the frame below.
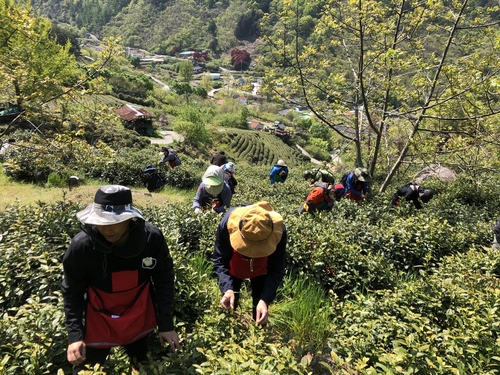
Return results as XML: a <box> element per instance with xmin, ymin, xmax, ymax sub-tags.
<box><xmin>61</xmin><ymin>221</ymin><xmax>175</xmax><ymax>345</ymax></box>
<box><xmin>391</xmin><ymin>183</ymin><xmax>425</xmax><ymax>209</ymax></box>
<box><xmin>211</xmin><ymin>152</ymin><xmax>227</xmax><ymax>166</ymax></box>
<box><xmin>308</xmin><ymin>169</ymin><xmax>335</xmax><ymax>184</ymax></box>
<box><xmin>192</xmin><ymin>182</ymin><xmax>232</xmax><ymax>213</ymax></box>
<box><xmin>212</xmin><ymin>207</ymin><xmax>287</xmax><ymax>305</ymax></box>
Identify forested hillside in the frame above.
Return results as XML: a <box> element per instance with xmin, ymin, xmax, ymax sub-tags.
<box><xmin>2</xmin><ymin>0</ymin><xmax>500</xmax><ymax>374</ymax></box>
<box><xmin>37</xmin><ymin>0</ymin><xmax>268</xmax><ymax>54</ymax></box>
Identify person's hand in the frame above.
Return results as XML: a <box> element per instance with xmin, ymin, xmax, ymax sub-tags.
<box><xmin>220</xmin><ymin>290</ymin><xmax>235</xmax><ymax>310</ymax></box>
<box><xmin>159</xmin><ymin>330</ymin><xmax>180</xmax><ymax>352</ymax></box>
<box><xmin>255</xmin><ymin>300</ymin><xmax>269</xmax><ymax>325</ymax></box>
<box><xmin>194</xmin><ymin>208</ymin><xmax>201</xmax><ymax>214</ymax></box>
<box><xmin>67</xmin><ymin>341</ymin><xmax>86</xmax><ymax>365</ymax></box>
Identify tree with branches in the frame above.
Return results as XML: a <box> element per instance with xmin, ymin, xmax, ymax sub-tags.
<box><xmin>262</xmin><ymin>0</ymin><xmax>500</xmax><ymax>191</ymax></box>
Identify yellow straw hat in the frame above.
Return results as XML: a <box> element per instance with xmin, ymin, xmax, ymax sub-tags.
<box><xmin>227</xmin><ymin>202</ymin><xmax>283</xmax><ymax>258</ymax></box>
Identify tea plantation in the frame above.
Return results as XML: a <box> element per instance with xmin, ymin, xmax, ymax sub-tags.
<box><xmin>1</xmin><ymin>146</ymin><xmax>500</xmax><ymax>374</ymax></box>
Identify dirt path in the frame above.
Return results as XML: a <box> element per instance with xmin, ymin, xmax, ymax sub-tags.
<box><xmin>150</xmin><ymin>130</ymin><xmax>184</xmax><ymax>145</ymax></box>
<box><xmin>296</xmin><ymin>144</ymin><xmax>343</xmax><ymax>168</ymax></box>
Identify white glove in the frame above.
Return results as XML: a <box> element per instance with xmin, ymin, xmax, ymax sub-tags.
<box><xmin>194</xmin><ymin>208</ymin><xmax>201</xmax><ymax>214</ymax></box>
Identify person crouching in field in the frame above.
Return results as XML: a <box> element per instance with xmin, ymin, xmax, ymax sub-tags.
<box><xmin>298</xmin><ymin>182</ymin><xmax>344</xmax><ymax>214</ymax></box>
<box><xmin>159</xmin><ymin>146</ymin><xmax>181</xmax><ymax>168</ymax></box>
<box><xmin>213</xmin><ymin>202</ymin><xmax>286</xmax><ymax>325</ymax></box>
<box><xmin>343</xmin><ymin>167</ymin><xmax>371</xmax><ymax>201</ymax></box>
<box><xmin>391</xmin><ymin>183</ymin><xmax>434</xmax><ymax>209</ymax></box>
<box><xmin>269</xmin><ymin>159</ymin><xmax>289</xmax><ymax>184</ymax></box>
<box><xmin>303</xmin><ymin>168</ymin><xmax>335</xmax><ymax>187</ymax></box>
<box><xmin>193</xmin><ymin>165</ymin><xmax>232</xmax><ymax>214</ymax></box>
<box><xmin>61</xmin><ymin>185</ymin><xmax>179</xmax><ymax>374</ymax></box>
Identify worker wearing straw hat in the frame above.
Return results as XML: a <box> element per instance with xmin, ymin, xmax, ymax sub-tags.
<box><xmin>213</xmin><ymin>202</ymin><xmax>287</xmax><ymax>324</ymax></box>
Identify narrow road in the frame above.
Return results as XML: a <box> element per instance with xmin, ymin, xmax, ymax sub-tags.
<box><xmin>296</xmin><ymin>144</ymin><xmax>322</xmax><ymax>165</ymax></box>
<box><xmin>296</xmin><ymin>144</ymin><xmax>343</xmax><ymax>166</ymax></box>
<box><xmin>149</xmin><ymin>75</ymin><xmax>169</xmax><ymax>91</ymax></box>
<box><xmin>150</xmin><ymin>130</ymin><xmax>184</xmax><ymax>145</ymax></box>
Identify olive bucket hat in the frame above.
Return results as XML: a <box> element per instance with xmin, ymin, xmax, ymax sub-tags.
<box><xmin>354</xmin><ymin>167</ymin><xmax>371</xmax><ymax>182</ymax></box>
<box><xmin>203</xmin><ymin>165</ymin><xmax>224</xmax><ymax>195</ymax></box>
<box><xmin>76</xmin><ymin>185</ymin><xmax>144</xmax><ymax>226</ymax></box>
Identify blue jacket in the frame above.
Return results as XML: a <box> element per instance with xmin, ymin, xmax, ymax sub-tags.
<box><xmin>212</xmin><ymin>207</ymin><xmax>287</xmax><ymax>304</ymax></box>
<box><xmin>269</xmin><ymin>165</ymin><xmax>289</xmax><ymax>184</ymax></box>
<box><xmin>344</xmin><ymin>172</ymin><xmax>369</xmax><ymax>198</ymax></box>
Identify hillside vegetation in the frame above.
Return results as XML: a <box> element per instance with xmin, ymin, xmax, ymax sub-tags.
<box><xmin>1</xmin><ymin>162</ymin><xmax>500</xmax><ymax>374</ymax></box>
<box><xmin>1</xmin><ymin>1</ymin><xmax>500</xmax><ymax>374</ymax></box>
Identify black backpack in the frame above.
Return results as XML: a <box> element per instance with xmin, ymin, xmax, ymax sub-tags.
<box><xmin>142</xmin><ymin>166</ymin><xmax>163</xmax><ymax>193</ymax></box>
<box><xmin>339</xmin><ymin>172</ymin><xmax>350</xmax><ymax>186</ymax></box>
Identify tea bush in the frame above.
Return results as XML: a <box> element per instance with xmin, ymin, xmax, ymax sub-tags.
<box><xmin>0</xmin><ymin>201</ymin><xmax>79</xmax><ymax>311</ymax></box>
<box><xmin>326</xmin><ymin>248</ymin><xmax>500</xmax><ymax>374</ymax></box>
<box><xmin>0</xmin><ymin>295</ymin><xmax>68</xmax><ymax>375</ymax></box>
<box><xmin>3</xmin><ymin>156</ymin><xmax>500</xmax><ymax>373</ymax></box>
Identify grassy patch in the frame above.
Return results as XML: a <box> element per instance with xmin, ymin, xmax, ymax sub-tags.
<box><xmin>0</xmin><ymin>170</ymin><xmax>191</xmax><ymax>210</ymax></box>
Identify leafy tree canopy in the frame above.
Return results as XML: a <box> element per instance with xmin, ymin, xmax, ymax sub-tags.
<box><xmin>262</xmin><ymin>0</ymin><xmax>500</xmax><ymax>191</ymax></box>
<box><xmin>0</xmin><ymin>0</ymin><xmax>80</xmax><ymax>112</ymax></box>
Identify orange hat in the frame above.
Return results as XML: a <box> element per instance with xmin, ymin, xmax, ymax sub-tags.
<box><xmin>227</xmin><ymin>202</ymin><xmax>283</xmax><ymax>258</ymax></box>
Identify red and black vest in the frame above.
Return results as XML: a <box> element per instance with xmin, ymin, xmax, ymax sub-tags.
<box><xmin>85</xmin><ymin>270</ymin><xmax>157</xmax><ymax>348</ymax></box>
<box><xmin>229</xmin><ymin>250</ymin><xmax>268</xmax><ymax>279</ymax></box>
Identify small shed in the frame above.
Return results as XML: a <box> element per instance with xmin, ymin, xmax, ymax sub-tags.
<box><xmin>193</xmin><ymin>65</ymin><xmax>205</xmax><ymax>74</ymax></box>
<box><xmin>237</xmin><ymin>96</ymin><xmax>248</xmax><ymax>105</ymax></box>
<box><xmin>248</xmin><ymin>121</ymin><xmax>263</xmax><ymax>131</ymax></box>
<box><xmin>115</xmin><ymin>104</ymin><xmax>155</xmax><ymax>136</ymax></box>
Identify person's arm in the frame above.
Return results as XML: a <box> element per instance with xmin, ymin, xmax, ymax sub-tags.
<box><xmin>213</xmin><ymin>215</ymin><xmax>235</xmax><ymax>294</ymax></box>
<box><xmin>269</xmin><ymin>166</ymin><xmax>276</xmax><ymax>177</ymax></box>
<box><xmin>413</xmin><ymin>199</ymin><xmax>423</xmax><ymax>209</ymax></box>
<box><xmin>391</xmin><ymin>188</ymin><xmax>403</xmax><ymax>205</ymax></box>
<box><xmin>361</xmin><ymin>181</ymin><xmax>370</xmax><ymax>195</ymax></box>
<box><xmin>324</xmin><ymin>201</ymin><xmax>334</xmax><ymax>212</ymax></box>
<box><xmin>193</xmin><ymin>185</ymin><xmax>204</xmax><ymax>211</ymax></box>
<box><xmin>214</xmin><ymin>184</ymin><xmax>232</xmax><ymax>213</ymax></box>
<box><xmin>411</xmin><ymin>190</ymin><xmax>423</xmax><ymax>209</ymax></box>
<box><xmin>259</xmin><ymin>227</ymin><xmax>287</xmax><ymax>304</ymax></box>
<box><xmin>230</xmin><ymin>175</ymin><xmax>238</xmax><ymax>187</ymax></box>
<box><xmin>61</xmin><ymin>235</ymin><xmax>89</xmax><ymax>345</ymax></box>
<box><xmin>61</xmin><ymin>234</ymin><xmax>90</xmax><ymax>365</ymax></box>
<box><xmin>149</xmin><ymin>229</ymin><xmax>176</xmax><ymax>333</ymax></box>
<box><xmin>149</xmin><ymin>226</ymin><xmax>179</xmax><ymax>351</ymax></box>
<box><xmin>269</xmin><ymin>166</ymin><xmax>277</xmax><ymax>183</ymax></box>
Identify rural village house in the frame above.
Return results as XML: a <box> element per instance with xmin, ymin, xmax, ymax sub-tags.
<box><xmin>115</xmin><ymin>104</ymin><xmax>155</xmax><ymax>136</ymax></box>
<box><xmin>248</xmin><ymin>120</ymin><xmax>263</xmax><ymax>131</ymax></box>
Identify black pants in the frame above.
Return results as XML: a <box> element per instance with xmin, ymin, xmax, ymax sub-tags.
<box><xmin>231</xmin><ymin>275</ymin><xmax>266</xmax><ymax>320</ymax></box>
<box><xmin>72</xmin><ymin>335</ymin><xmax>149</xmax><ymax>375</ymax></box>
